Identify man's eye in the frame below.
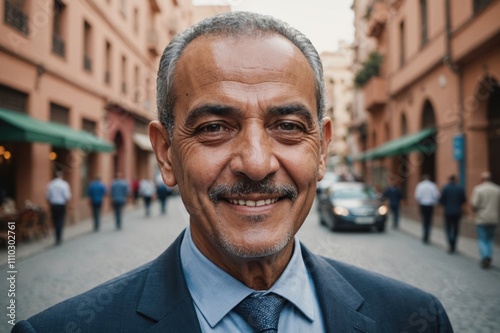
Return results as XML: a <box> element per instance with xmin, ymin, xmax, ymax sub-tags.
<box><xmin>278</xmin><ymin>122</ymin><xmax>304</xmax><ymax>132</ymax></box>
<box><xmin>199</xmin><ymin>124</ymin><xmax>223</xmax><ymax>132</ymax></box>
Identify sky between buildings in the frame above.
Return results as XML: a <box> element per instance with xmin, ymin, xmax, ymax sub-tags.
<box><xmin>192</xmin><ymin>0</ymin><xmax>355</xmax><ymax>53</ymax></box>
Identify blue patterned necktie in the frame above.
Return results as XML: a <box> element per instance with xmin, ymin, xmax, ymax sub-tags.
<box><xmin>233</xmin><ymin>293</ymin><xmax>287</xmax><ymax>333</ymax></box>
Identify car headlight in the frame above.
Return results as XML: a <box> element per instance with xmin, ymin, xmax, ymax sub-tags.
<box><xmin>378</xmin><ymin>205</ymin><xmax>388</xmax><ymax>215</ymax></box>
<box><xmin>333</xmin><ymin>206</ymin><xmax>349</xmax><ymax>216</ymax></box>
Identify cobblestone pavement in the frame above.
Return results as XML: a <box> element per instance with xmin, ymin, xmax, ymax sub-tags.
<box><xmin>1</xmin><ymin>196</ymin><xmax>499</xmax><ymax>332</ymax></box>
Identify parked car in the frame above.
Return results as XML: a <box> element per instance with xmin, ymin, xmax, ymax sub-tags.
<box><xmin>318</xmin><ymin>182</ymin><xmax>388</xmax><ymax>232</ymax></box>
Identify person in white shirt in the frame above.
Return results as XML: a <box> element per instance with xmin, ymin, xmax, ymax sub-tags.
<box><xmin>414</xmin><ymin>174</ymin><xmax>440</xmax><ymax>244</ymax></box>
<box><xmin>45</xmin><ymin>170</ymin><xmax>71</xmax><ymax>245</ymax></box>
<box><xmin>471</xmin><ymin>171</ymin><xmax>500</xmax><ymax>269</ymax></box>
<box><xmin>139</xmin><ymin>178</ymin><xmax>155</xmax><ymax>217</ymax></box>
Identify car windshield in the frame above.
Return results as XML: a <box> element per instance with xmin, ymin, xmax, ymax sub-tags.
<box><xmin>331</xmin><ymin>185</ymin><xmax>378</xmax><ymax>200</ymax></box>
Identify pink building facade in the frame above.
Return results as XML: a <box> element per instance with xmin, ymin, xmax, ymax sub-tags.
<box><xmin>354</xmin><ymin>0</ymin><xmax>500</xmax><ymax>236</ymax></box>
<box><xmin>0</xmin><ymin>0</ymin><xmax>195</xmax><ymax>223</ymax></box>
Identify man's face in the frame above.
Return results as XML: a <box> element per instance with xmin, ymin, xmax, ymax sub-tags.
<box><xmin>151</xmin><ymin>34</ymin><xmax>331</xmax><ymax>264</ymax></box>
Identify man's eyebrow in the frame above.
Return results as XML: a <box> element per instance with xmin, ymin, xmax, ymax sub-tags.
<box><xmin>184</xmin><ymin>104</ymin><xmax>241</xmax><ymax>128</ymax></box>
<box><xmin>267</xmin><ymin>104</ymin><xmax>315</xmax><ymax>127</ymax></box>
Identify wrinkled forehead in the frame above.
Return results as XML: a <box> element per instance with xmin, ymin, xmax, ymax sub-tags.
<box><xmin>174</xmin><ymin>33</ymin><xmax>316</xmax><ymax>93</ymax></box>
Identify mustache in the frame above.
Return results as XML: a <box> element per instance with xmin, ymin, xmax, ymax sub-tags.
<box><xmin>208</xmin><ymin>178</ymin><xmax>298</xmax><ymax>204</ymax></box>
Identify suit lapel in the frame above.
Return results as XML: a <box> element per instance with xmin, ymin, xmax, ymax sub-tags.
<box><xmin>301</xmin><ymin>244</ymin><xmax>376</xmax><ymax>333</ymax></box>
<box><xmin>134</xmin><ymin>231</ymin><xmax>376</xmax><ymax>332</ymax></box>
<box><xmin>137</xmin><ymin>231</ymin><xmax>202</xmax><ymax>333</ymax></box>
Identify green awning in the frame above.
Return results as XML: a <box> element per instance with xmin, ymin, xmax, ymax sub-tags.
<box><xmin>356</xmin><ymin>127</ymin><xmax>436</xmax><ymax>161</ymax></box>
<box><xmin>0</xmin><ymin>108</ymin><xmax>114</xmax><ymax>152</ymax></box>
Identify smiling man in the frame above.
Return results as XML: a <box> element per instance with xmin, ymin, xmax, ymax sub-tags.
<box><xmin>12</xmin><ymin>12</ymin><xmax>452</xmax><ymax>333</ymax></box>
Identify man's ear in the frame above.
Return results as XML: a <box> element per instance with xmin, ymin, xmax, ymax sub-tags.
<box><xmin>318</xmin><ymin>117</ymin><xmax>332</xmax><ymax>181</ymax></box>
<box><xmin>149</xmin><ymin>121</ymin><xmax>177</xmax><ymax>187</ymax></box>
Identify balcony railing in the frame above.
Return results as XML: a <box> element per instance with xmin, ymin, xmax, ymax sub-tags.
<box><xmin>363</xmin><ymin>76</ymin><xmax>387</xmax><ymax>113</ymax></box>
<box><xmin>4</xmin><ymin>1</ymin><xmax>29</xmax><ymax>35</ymax></box>
<box><xmin>52</xmin><ymin>34</ymin><xmax>65</xmax><ymax>57</ymax></box>
<box><xmin>367</xmin><ymin>1</ymin><xmax>388</xmax><ymax>38</ymax></box>
<box><xmin>83</xmin><ymin>55</ymin><xmax>92</xmax><ymax>72</ymax></box>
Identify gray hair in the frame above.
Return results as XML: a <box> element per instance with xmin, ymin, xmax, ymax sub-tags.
<box><xmin>156</xmin><ymin>11</ymin><xmax>325</xmax><ymax>139</ymax></box>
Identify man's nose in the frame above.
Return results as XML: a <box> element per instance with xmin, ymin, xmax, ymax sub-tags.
<box><xmin>229</xmin><ymin>125</ymin><xmax>280</xmax><ymax>181</ymax></box>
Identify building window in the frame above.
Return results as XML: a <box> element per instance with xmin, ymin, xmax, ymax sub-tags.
<box><xmin>52</xmin><ymin>0</ymin><xmax>66</xmax><ymax>57</ymax></box>
<box><xmin>133</xmin><ymin>65</ymin><xmax>140</xmax><ymax>102</ymax></box>
<box><xmin>83</xmin><ymin>20</ymin><xmax>93</xmax><ymax>72</ymax></box>
<box><xmin>474</xmin><ymin>0</ymin><xmax>491</xmax><ymax>13</ymax></box>
<box><xmin>4</xmin><ymin>0</ymin><xmax>29</xmax><ymax>35</ymax></box>
<box><xmin>82</xmin><ymin>118</ymin><xmax>96</xmax><ymax>134</ymax></box>
<box><xmin>133</xmin><ymin>7</ymin><xmax>139</xmax><ymax>34</ymax></box>
<box><xmin>401</xmin><ymin>113</ymin><xmax>408</xmax><ymax>136</ymax></box>
<box><xmin>399</xmin><ymin>21</ymin><xmax>405</xmax><ymax>67</ymax></box>
<box><xmin>144</xmin><ymin>77</ymin><xmax>151</xmax><ymax>110</ymax></box>
<box><xmin>104</xmin><ymin>41</ymin><xmax>111</xmax><ymax>84</ymax></box>
<box><xmin>50</xmin><ymin>102</ymin><xmax>69</xmax><ymax>125</ymax></box>
<box><xmin>420</xmin><ymin>0</ymin><xmax>428</xmax><ymax>46</ymax></box>
<box><xmin>0</xmin><ymin>84</ymin><xmax>28</xmax><ymax>113</ymax></box>
<box><xmin>121</xmin><ymin>55</ymin><xmax>127</xmax><ymax>94</ymax></box>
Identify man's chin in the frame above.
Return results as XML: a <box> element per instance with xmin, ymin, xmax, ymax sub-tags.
<box><xmin>216</xmin><ymin>232</ymin><xmax>293</xmax><ymax>259</ymax></box>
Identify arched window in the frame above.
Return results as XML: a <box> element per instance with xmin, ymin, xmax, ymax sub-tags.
<box><xmin>401</xmin><ymin>113</ymin><xmax>408</xmax><ymax>136</ymax></box>
<box><xmin>422</xmin><ymin>100</ymin><xmax>436</xmax><ymax>128</ymax></box>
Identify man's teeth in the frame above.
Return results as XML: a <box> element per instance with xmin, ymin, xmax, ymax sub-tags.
<box><xmin>229</xmin><ymin>198</ymin><xmax>278</xmax><ymax>207</ymax></box>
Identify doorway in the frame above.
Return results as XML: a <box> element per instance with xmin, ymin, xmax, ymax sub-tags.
<box><xmin>420</xmin><ymin>100</ymin><xmax>437</xmax><ymax>181</ymax></box>
<box><xmin>487</xmin><ymin>80</ymin><xmax>500</xmax><ymax>184</ymax></box>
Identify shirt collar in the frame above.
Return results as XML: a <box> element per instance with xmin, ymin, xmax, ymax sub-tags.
<box><xmin>180</xmin><ymin>226</ymin><xmax>315</xmax><ymax>328</ymax></box>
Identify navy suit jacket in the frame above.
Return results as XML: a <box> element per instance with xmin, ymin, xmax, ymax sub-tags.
<box><xmin>439</xmin><ymin>183</ymin><xmax>466</xmax><ymax>216</ymax></box>
<box><xmin>13</xmin><ymin>231</ymin><xmax>453</xmax><ymax>332</ymax></box>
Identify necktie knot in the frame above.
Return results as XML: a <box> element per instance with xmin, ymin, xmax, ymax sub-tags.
<box><xmin>233</xmin><ymin>293</ymin><xmax>287</xmax><ymax>333</ymax></box>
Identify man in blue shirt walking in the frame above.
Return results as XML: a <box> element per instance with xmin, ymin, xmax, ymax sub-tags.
<box><xmin>110</xmin><ymin>172</ymin><xmax>129</xmax><ymax>230</ymax></box>
<box><xmin>86</xmin><ymin>176</ymin><xmax>107</xmax><ymax>231</ymax></box>
<box><xmin>382</xmin><ymin>180</ymin><xmax>405</xmax><ymax>229</ymax></box>
<box><xmin>439</xmin><ymin>174</ymin><xmax>466</xmax><ymax>253</ymax></box>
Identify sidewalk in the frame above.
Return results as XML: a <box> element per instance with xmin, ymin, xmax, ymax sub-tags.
<box><xmin>397</xmin><ymin>214</ymin><xmax>499</xmax><ymax>261</ymax></box>
<box><xmin>2</xmin><ymin>204</ymin><xmax>498</xmax><ymax>266</ymax></box>
<box><xmin>0</xmin><ymin>205</ymin><xmax>141</xmax><ymax>267</ymax></box>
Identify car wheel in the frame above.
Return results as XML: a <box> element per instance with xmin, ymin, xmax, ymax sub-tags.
<box><xmin>377</xmin><ymin>223</ymin><xmax>386</xmax><ymax>232</ymax></box>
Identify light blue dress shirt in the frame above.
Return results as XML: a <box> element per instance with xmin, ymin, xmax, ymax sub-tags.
<box><xmin>180</xmin><ymin>226</ymin><xmax>326</xmax><ymax>332</ymax></box>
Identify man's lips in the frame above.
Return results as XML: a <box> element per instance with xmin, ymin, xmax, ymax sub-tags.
<box><xmin>227</xmin><ymin>197</ymin><xmax>280</xmax><ymax>207</ymax></box>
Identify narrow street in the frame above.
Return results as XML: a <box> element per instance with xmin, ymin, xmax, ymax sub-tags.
<box><xmin>2</xmin><ymin>196</ymin><xmax>499</xmax><ymax>332</ymax></box>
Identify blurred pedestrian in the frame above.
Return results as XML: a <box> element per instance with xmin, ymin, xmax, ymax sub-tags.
<box><xmin>86</xmin><ymin>176</ymin><xmax>107</xmax><ymax>231</ymax></box>
<box><xmin>131</xmin><ymin>178</ymin><xmax>140</xmax><ymax>204</ymax></box>
<box><xmin>439</xmin><ymin>174</ymin><xmax>466</xmax><ymax>253</ymax></box>
<box><xmin>156</xmin><ymin>181</ymin><xmax>172</xmax><ymax>215</ymax></box>
<box><xmin>414</xmin><ymin>174</ymin><xmax>440</xmax><ymax>244</ymax></box>
<box><xmin>46</xmin><ymin>170</ymin><xmax>71</xmax><ymax>245</ymax></box>
<box><xmin>471</xmin><ymin>171</ymin><xmax>500</xmax><ymax>269</ymax></box>
<box><xmin>110</xmin><ymin>172</ymin><xmax>129</xmax><ymax>229</ymax></box>
<box><xmin>139</xmin><ymin>178</ymin><xmax>155</xmax><ymax>217</ymax></box>
<box><xmin>382</xmin><ymin>181</ymin><xmax>404</xmax><ymax>229</ymax></box>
